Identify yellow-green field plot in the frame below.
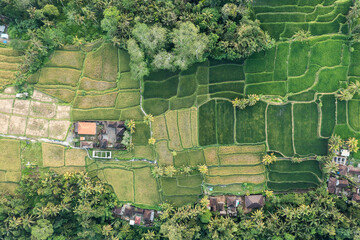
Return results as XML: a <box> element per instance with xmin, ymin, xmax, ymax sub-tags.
<box><xmin>42</xmin><ymin>143</ymin><xmax>65</xmax><ymax>167</ymax></box>
<box><xmin>0</xmin><ymin>139</ymin><xmax>21</xmax><ymax>193</ymax></box>
<box><xmin>102</xmin><ymin>168</ymin><xmax>134</xmax><ymax>202</ymax></box>
<box><xmin>0</xmin><ymin>48</ymin><xmax>23</xmax><ymax>91</ymax></box>
<box><xmin>134</xmin><ymin>167</ymin><xmax>161</xmax><ymax>206</ymax></box>
<box><xmin>65</xmin><ymin>148</ymin><xmax>87</xmax><ymax>166</ymax></box>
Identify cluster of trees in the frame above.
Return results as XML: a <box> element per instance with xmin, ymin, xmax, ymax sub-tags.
<box><xmin>337</xmin><ymin>80</ymin><xmax>360</xmax><ymax>101</ymax></box>
<box><xmin>2</xmin><ymin>169</ymin><xmax>360</xmax><ymax>239</ymax></box>
<box><xmin>0</xmin><ymin>0</ymin><xmax>274</xmax><ymax>82</ymax></box>
<box><xmin>151</xmin><ymin>164</ymin><xmax>208</xmax><ymax>178</ymax></box>
<box><xmin>232</xmin><ymin>94</ymin><xmax>260</xmax><ymax>109</ymax></box>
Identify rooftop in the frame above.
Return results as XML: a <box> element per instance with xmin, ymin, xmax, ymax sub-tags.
<box><xmin>77</xmin><ymin>122</ymin><xmax>97</xmax><ymax>135</ymax></box>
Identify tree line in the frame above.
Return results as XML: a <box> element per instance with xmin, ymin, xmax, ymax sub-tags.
<box><xmin>2</xmin><ymin>169</ymin><xmax>360</xmax><ymax>239</ymax></box>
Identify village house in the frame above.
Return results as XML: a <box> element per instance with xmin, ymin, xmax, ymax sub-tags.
<box><xmin>113</xmin><ymin>204</ymin><xmax>156</xmax><ymax>227</ymax></box>
<box><xmin>208</xmin><ymin>195</ymin><xmax>260</xmax><ymax>216</ymax></box>
<box><xmin>74</xmin><ymin>121</ymin><xmax>128</xmax><ymax>150</ymax></box>
<box><xmin>333</xmin><ymin>149</ymin><xmax>350</xmax><ymax>165</ymax></box>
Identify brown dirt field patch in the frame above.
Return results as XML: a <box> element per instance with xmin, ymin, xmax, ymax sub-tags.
<box><xmin>65</xmin><ymin>149</ymin><xmax>87</xmax><ymax>166</ymax></box>
<box><xmin>206</xmin><ymin>174</ymin><xmax>266</xmax><ymax>185</ymax></box>
<box><xmin>13</xmin><ymin>99</ymin><xmax>30</xmax><ymax>115</ymax></box>
<box><xmin>8</xmin><ymin>116</ymin><xmax>27</xmax><ymax>135</ymax></box>
<box><xmin>0</xmin><ymin>70</ymin><xmax>16</xmax><ymax>80</ymax></box>
<box><xmin>220</xmin><ymin>153</ymin><xmax>261</xmax><ymax>165</ymax></box>
<box><xmin>4</xmin><ymin>86</ymin><xmax>16</xmax><ymax>94</ymax></box>
<box><xmin>115</xmin><ymin>91</ymin><xmax>140</xmax><ymax>109</ymax></box>
<box><xmin>49</xmin><ymin>120</ymin><xmax>70</xmax><ymax>140</ymax></box>
<box><xmin>165</xmin><ymin>111</ymin><xmax>182</xmax><ymax>151</ymax></box>
<box><xmin>218</xmin><ymin>144</ymin><xmax>266</xmax><ymax>155</ymax></box>
<box><xmin>56</xmin><ymin>105</ymin><xmax>71</xmax><ymax>119</ymax></box>
<box><xmin>178</xmin><ymin>110</ymin><xmax>192</xmax><ymax>149</ymax></box>
<box><xmin>156</xmin><ymin>140</ymin><xmax>173</xmax><ymax>165</ymax></box>
<box><xmin>0</xmin><ymin>99</ymin><xmax>13</xmax><ymax>113</ymax></box>
<box><xmin>204</xmin><ymin>147</ymin><xmax>219</xmax><ymax>166</ymax></box>
<box><xmin>0</xmin><ymin>139</ymin><xmax>20</xmax><ymax>171</ymax></box>
<box><xmin>0</xmin><ymin>62</ymin><xmax>19</xmax><ymax>71</ymax></box>
<box><xmin>29</xmin><ymin>101</ymin><xmax>56</xmax><ymax>118</ymax></box>
<box><xmin>208</xmin><ymin>165</ymin><xmax>265</xmax><ymax>176</ymax></box>
<box><xmin>26</xmin><ymin>118</ymin><xmax>49</xmax><ymax>137</ymax></box>
<box><xmin>45</xmin><ymin>50</ymin><xmax>85</xmax><ymax>69</ymax></box>
<box><xmin>151</xmin><ymin>114</ymin><xmax>168</xmax><ymax>140</ymax></box>
<box><xmin>83</xmin><ymin>47</ymin><xmax>103</xmax><ymax>80</ymax></box>
<box><xmin>74</xmin><ymin>92</ymin><xmax>118</xmax><ymax>109</ymax></box>
<box><xmin>32</xmin><ymin>90</ymin><xmax>57</xmax><ymax>102</ymax></box>
<box><xmin>42</xmin><ymin>143</ymin><xmax>65</xmax><ymax>167</ymax></box>
<box><xmin>0</xmin><ymin>113</ymin><xmax>10</xmax><ymax>134</ymax></box>
<box><xmin>0</xmin><ymin>48</ymin><xmax>22</xmax><ymax>56</ymax></box>
<box><xmin>79</xmin><ymin>77</ymin><xmax>117</xmax><ymax>91</ymax></box>
<box><xmin>190</xmin><ymin>108</ymin><xmax>198</xmax><ymax>147</ymax></box>
<box><xmin>37</xmin><ymin>88</ymin><xmax>76</xmax><ymax>103</ymax></box>
<box><xmin>152</xmin><ymin>114</ymin><xmax>168</xmax><ymax>140</ymax></box>
<box><xmin>38</xmin><ymin>68</ymin><xmax>81</xmax><ymax>87</ymax></box>
<box><xmin>0</xmin><ymin>183</ymin><xmax>19</xmax><ymax>193</ymax></box>
<box><xmin>0</xmin><ymin>55</ymin><xmax>23</xmax><ymax>63</ymax></box>
<box><xmin>5</xmin><ymin>171</ymin><xmax>21</xmax><ymax>182</ymax></box>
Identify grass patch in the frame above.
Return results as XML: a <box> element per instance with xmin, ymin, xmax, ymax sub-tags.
<box><xmin>320</xmin><ymin>95</ymin><xmax>336</xmax><ymax>137</ymax></box>
<box><xmin>0</xmin><ymin>139</ymin><xmax>20</xmax><ymax>171</ymax></box>
<box><xmin>246</xmin><ymin>82</ymin><xmax>287</xmax><ymax>96</ymax></box>
<box><xmin>72</xmin><ymin>109</ymin><xmax>121</xmax><ymax>121</ymax></box>
<box><xmin>288</xmin><ymin>90</ymin><xmax>316</xmax><ymax>101</ymax></box>
<box><xmin>102</xmin><ymin>43</ymin><xmax>119</xmax><ymax>82</ymax></box>
<box><xmin>120</xmin><ymin>106</ymin><xmax>144</xmax><ymax>121</ymax></box>
<box><xmin>177</xmin><ymin>175</ymin><xmax>202</xmax><ymax>187</ymax></box>
<box><xmin>314</xmin><ymin>66</ymin><xmax>347</xmax><ymax>92</ymax></box>
<box><xmin>42</xmin><ymin>143</ymin><xmax>64</xmax><ymax>167</ymax></box>
<box><xmin>119</xmin><ymin>50</ymin><xmax>130</xmax><ymax>73</ymax></box>
<box><xmin>196</xmin><ymin>66</ymin><xmax>209</xmax><ymax>84</ymax></box>
<box><xmin>209</xmin><ymin>82</ymin><xmax>244</xmax><ymax>94</ymax></box>
<box><xmin>115</xmin><ymin>91</ymin><xmax>140</xmax><ymax>109</ymax></box>
<box><xmin>199</xmin><ymin>100</ymin><xmax>217</xmax><ymax>146</ymax></box>
<box><xmin>134</xmin><ymin>167</ymin><xmax>161</xmax><ymax>206</ymax></box>
<box><xmin>178</xmin><ymin>110</ymin><xmax>192</xmax><ymax>148</ymax></box>
<box><xmin>132</xmin><ymin>123</ymin><xmax>151</xmax><ymax>146</ymax></box>
<box><xmin>268</xmin><ymin>160</ymin><xmax>322</xmax><ymax>178</ymax></box>
<box><xmin>209</xmin><ymin>65</ymin><xmax>244</xmax><ymax>83</ymax></box>
<box><xmin>293</xmin><ymin>103</ymin><xmax>328</xmax><ymax>155</ymax></box>
<box><xmin>65</xmin><ymin>149</ymin><xmax>86</xmax><ymax>166</ymax></box>
<box><xmin>38</xmin><ymin>68</ymin><xmax>81</xmax><ymax>87</ymax></box>
<box><xmin>281</xmin><ymin>23</ymin><xmax>309</xmax><ymax>39</ymax></box>
<box><xmin>174</xmin><ymin>151</ymin><xmax>189</xmax><ymax>167</ymax></box>
<box><xmin>267</xmin><ymin>104</ymin><xmax>294</xmax><ymax>156</ymax></box>
<box><xmin>152</xmin><ymin>115</ymin><xmax>168</xmax><ymax>140</ymax></box>
<box><xmin>143</xmin><ymin>76</ymin><xmax>179</xmax><ymax>99</ymax></box>
<box><xmin>143</xmin><ymin>98</ymin><xmax>169</xmax><ymax>116</ymax></box>
<box><xmin>337</xmin><ymin>99</ymin><xmax>347</xmax><ymax>124</ymax></box>
<box><xmin>246</xmin><ymin>72</ymin><xmax>273</xmax><ymax>84</ymax></box>
<box><xmin>177</xmin><ymin>74</ymin><xmax>197</xmax><ymax>97</ymax></box>
<box><xmin>169</xmin><ymin>95</ymin><xmax>196</xmax><ymax>110</ymax></box>
<box><xmin>288</xmin><ymin>65</ymin><xmax>320</xmax><ymax>93</ymax></box>
<box><xmin>20</xmin><ymin>141</ymin><xmax>42</xmax><ymax>166</ymax></box>
<box><xmin>288</xmin><ymin>41</ymin><xmax>309</xmax><ymax>77</ymax></box>
<box><xmin>267</xmin><ymin>181</ymin><xmax>318</xmax><ymax>191</ymax></box>
<box><xmin>161</xmin><ymin>177</ymin><xmax>202</xmax><ymax>196</ymax></box>
<box><xmin>163</xmin><ymin>195</ymin><xmax>199</xmax><ymax>207</ymax></box>
<box><xmin>236</xmin><ymin>101</ymin><xmax>266</xmax><ymax>143</ymax></box>
<box><xmin>208</xmin><ymin>165</ymin><xmax>265</xmax><ymax>175</ymax></box>
<box><xmin>165</xmin><ymin>111</ymin><xmax>182</xmax><ymax>151</ymax></box>
<box><xmin>74</xmin><ymin>92</ymin><xmax>118</xmax><ymax>109</ymax></box>
<box><xmin>104</xmin><ymin>168</ymin><xmax>134</xmax><ymax>202</ymax></box>
<box><xmin>156</xmin><ymin>141</ymin><xmax>173</xmax><ymax>166</ymax></box>
<box><xmin>45</xmin><ymin>50</ymin><xmax>85</xmax><ymax>69</ymax></box>
<box><xmin>218</xmin><ymin>144</ymin><xmax>265</xmax><ymax>154</ymax></box>
<box><xmin>310</xmin><ymin>40</ymin><xmax>342</xmax><ymax>67</ymax></box>
<box><xmin>349</xmin><ymin>100</ymin><xmax>360</xmax><ymax>131</ymax></box>
<box><xmin>188</xmin><ymin>149</ymin><xmax>205</xmax><ymax>166</ymax></box>
<box><xmin>133</xmin><ymin>146</ymin><xmax>155</xmax><ymax>160</ymax></box>
<box><xmin>206</xmin><ymin>174</ymin><xmax>265</xmax><ymax>185</ymax></box>
<box><xmin>204</xmin><ymin>147</ymin><xmax>218</xmax><ymax>166</ymax></box>
<box><xmin>216</xmin><ymin>100</ymin><xmax>234</xmax><ymax>144</ymax></box>
<box><xmin>79</xmin><ymin>77</ymin><xmax>117</xmax><ymax>91</ymax></box>
<box><xmin>268</xmin><ymin>171</ymin><xmax>321</xmax><ymax>184</ymax></box>
<box><xmin>119</xmin><ymin>72</ymin><xmax>139</xmax><ymax>89</ymax></box>
<box><xmin>219</xmin><ymin>153</ymin><xmax>261</xmax><ymax>165</ymax></box>
<box><xmin>36</xmin><ymin>88</ymin><xmax>76</xmax><ymax>103</ymax></box>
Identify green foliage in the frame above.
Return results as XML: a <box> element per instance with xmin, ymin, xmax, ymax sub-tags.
<box><xmin>199</xmin><ymin>100</ymin><xmax>217</xmax><ymax>146</ymax></box>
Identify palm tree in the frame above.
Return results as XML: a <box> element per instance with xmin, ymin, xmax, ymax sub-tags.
<box><xmin>148</xmin><ymin>137</ymin><xmax>156</xmax><ymax>145</ymax></box>
<box><xmin>142</xmin><ymin>230</ymin><xmax>157</xmax><ymax>240</ymax></box>
<box><xmin>102</xmin><ymin>225</ymin><xmax>113</xmax><ymax>237</ymax></box>
<box><xmin>151</xmin><ymin>166</ymin><xmax>163</xmax><ymax>178</ymax></box>
<box><xmin>349</xmin><ymin>80</ymin><xmax>360</xmax><ymax>94</ymax></box>
<box><xmin>252</xmin><ymin>209</ymin><xmax>264</xmax><ymax>222</ymax></box>
<box><xmin>144</xmin><ymin>114</ymin><xmax>154</xmax><ymax>125</ymax></box>
<box><xmin>198</xmin><ymin>165</ymin><xmax>208</xmax><ymax>175</ymax></box>
<box><xmin>329</xmin><ymin>135</ymin><xmax>343</xmax><ymax>152</ymax></box>
<box><xmin>231</xmin><ymin>97</ymin><xmax>241</xmax><ymax>107</ymax></box>
<box><xmin>264</xmin><ymin>189</ymin><xmax>274</xmax><ymax>198</ymax></box>
<box><xmin>183</xmin><ymin>166</ymin><xmax>192</xmax><ymax>175</ymax></box>
<box><xmin>248</xmin><ymin>94</ymin><xmax>260</xmax><ymax>106</ymax></box>
<box><xmin>346</xmin><ymin>137</ymin><xmax>359</xmax><ymax>153</ymax></box>
<box><xmin>291</xmin><ymin>157</ymin><xmax>302</xmax><ymax>163</ymax></box>
<box><xmin>164</xmin><ymin>165</ymin><xmax>177</xmax><ymax>177</ymax></box>
<box><xmin>126</xmin><ymin>119</ymin><xmax>136</xmax><ymax>134</ymax></box>
<box><xmin>337</xmin><ymin>89</ymin><xmax>353</xmax><ymax>101</ymax></box>
<box><xmin>262</xmin><ymin>153</ymin><xmax>277</xmax><ymax>165</ymax></box>
<box><xmin>237</xmin><ymin>98</ymin><xmax>249</xmax><ymax>109</ymax></box>
<box><xmin>324</xmin><ymin>161</ymin><xmax>338</xmax><ymax>174</ymax></box>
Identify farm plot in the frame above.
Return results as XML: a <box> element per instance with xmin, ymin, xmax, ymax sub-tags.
<box><xmin>203</xmin><ymin>144</ymin><xmax>267</xmax><ymax>195</ymax></box>
<box><xmin>0</xmin><ymin>48</ymin><xmax>23</xmax><ymax>91</ymax></box>
<box><xmin>0</xmin><ymin>88</ymin><xmax>71</xmax><ymax>140</ymax></box>
<box><xmin>253</xmin><ymin>0</ymin><xmax>351</xmax><ymax>40</ymax></box>
<box><xmin>267</xmin><ymin>160</ymin><xmax>323</xmax><ymax>191</ymax></box>
<box><xmin>0</xmin><ymin>139</ymin><xmax>21</xmax><ymax>193</ymax></box>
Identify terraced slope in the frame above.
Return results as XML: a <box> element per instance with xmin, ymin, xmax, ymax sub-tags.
<box><xmin>0</xmin><ymin>48</ymin><xmax>22</xmax><ymax>90</ymax></box>
<box><xmin>252</xmin><ymin>0</ymin><xmax>351</xmax><ymax>40</ymax></box>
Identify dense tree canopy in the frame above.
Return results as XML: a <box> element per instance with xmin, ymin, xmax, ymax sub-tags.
<box><xmin>0</xmin><ymin>0</ymin><xmax>273</xmax><ymax>81</ymax></box>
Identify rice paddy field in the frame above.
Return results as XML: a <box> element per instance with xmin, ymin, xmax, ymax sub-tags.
<box><xmin>1</xmin><ymin>0</ymin><xmax>360</xmax><ymax>206</ymax></box>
